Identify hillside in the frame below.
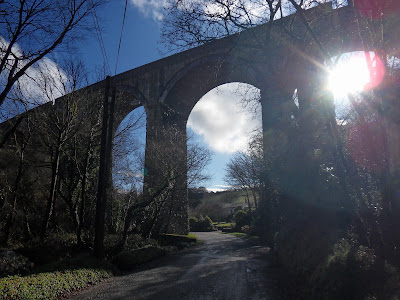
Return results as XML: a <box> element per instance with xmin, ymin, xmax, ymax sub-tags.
<box><xmin>188</xmin><ymin>189</ymin><xmax>257</xmax><ymax>222</ymax></box>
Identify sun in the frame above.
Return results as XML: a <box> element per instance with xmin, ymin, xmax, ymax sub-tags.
<box><xmin>327</xmin><ymin>52</ymin><xmax>371</xmax><ymax>99</ymax></box>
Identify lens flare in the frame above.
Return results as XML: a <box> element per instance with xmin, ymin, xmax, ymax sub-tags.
<box><xmin>328</xmin><ymin>52</ymin><xmax>371</xmax><ymax>98</ymax></box>
<box><xmin>354</xmin><ymin>0</ymin><xmax>400</xmax><ymax>19</ymax></box>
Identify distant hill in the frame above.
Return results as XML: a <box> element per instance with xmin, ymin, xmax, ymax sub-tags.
<box><xmin>188</xmin><ymin>188</ymin><xmax>256</xmax><ymax>222</ymax></box>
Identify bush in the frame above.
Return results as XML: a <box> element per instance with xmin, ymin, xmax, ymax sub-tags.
<box><xmin>0</xmin><ymin>267</ymin><xmax>112</xmax><ymax>299</ymax></box>
<box><xmin>189</xmin><ymin>217</ymin><xmax>198</xmax><ymax>231</ymax></box>
<box><xmin>17</xmin><ymin>233</ymin><xmax>78</xmax><ymax>266</ymax></box>
<box><xmin>310</xmin><ymin>239</ymin><xmax>400</xmax><ymax>299</ymax></box>
<box><xmin>189</xmin><ymin>216</ymin><xmax>216</xmax><ymax>231</ymax></box>
<box><xmin>0</xmin><ymin>250</ymin><xmax>32</xmax><ymax>277</ymax></box>
<box><xmin>233</xmin><ymin>210</ymin><xmax>251</xmax><ymax>230</ymax></box>
<box><xmin>241</xmin><ymin>225</ymin><xmax>256</xmax><ymax>235</ymax></box>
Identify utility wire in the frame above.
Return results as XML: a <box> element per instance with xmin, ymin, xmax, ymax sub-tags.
<box><xmin>91</xmin><ymin>2</ymin><xmax>111</xmax><ymax>75</ymax></box>
<box><xmin>115</xmin><ymin>0</ymin><xmax>129</xmax><ymax>75</ymax></box>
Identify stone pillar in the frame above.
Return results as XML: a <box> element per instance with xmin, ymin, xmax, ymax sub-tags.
<box><xmin>259</xmin><ymin>85</ymin><xmax>295</xmax><ymax>238</ymax></box>
<box><xmin>295</xmin><ymin>66</ymin><xmax>326</xmax><ymax>205</ymax></box>
<box><xmin>260</xmin><ymin>85</ymin><xmax>296</xmax><ymax>192</ymax></box>
<box><xmin>143</xmin><ymin>103</ymin><xmax>189</xmax><ymax>236</ymax></box>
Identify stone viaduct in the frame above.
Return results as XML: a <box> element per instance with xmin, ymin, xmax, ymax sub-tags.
<box><xmin>2</xmin><ymin>2</ymin><xmax>400</xmax><ymax>234</ymax></box>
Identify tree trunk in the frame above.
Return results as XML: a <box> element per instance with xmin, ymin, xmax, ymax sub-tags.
<box><xmin>3</xmin><ymin>135</ymin><xmax>26</xmax><ymax>245</ymax></box>
<box><xmin>41</xmin><ymin>135</ymin><xmax>62</xmax><ymax>239</ymax></box>
<box><xmin>94</xmin><ymin>76</ymin><xmax>111</xmax><ymax>258</ymax></box>
<box><xmin>77</xmin><ymin>133</ymin><xmax>94</xmax><ymax>246</ymax></box>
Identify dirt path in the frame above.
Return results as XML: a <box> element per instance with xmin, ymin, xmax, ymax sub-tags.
<box><xmin>69</xmin><ymin>232</ymin><xmax>282</xmax><ymax>299</ymax></box>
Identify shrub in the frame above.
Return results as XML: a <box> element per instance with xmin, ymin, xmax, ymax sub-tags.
<box><xmin>201</xmin><ymin>216</ymin><xmax>214</xmax><ymax>230</ymax></box>
<box><xmin>240</xmin><ymin>225</ymin><xmax>256</xmax><ymax>235</ymax></box>
<box><xmin>0</xmin><ymin>268</ymin><xmax>112</xmax><ymax>299</ymax></box>
<box><xmin>0</xmin><ymin>250</ymin><xmax>32</xmax><ymax>277</ymax></box>
<box><xmin>189</xmin><ymin>216</ymin><xmax>216</xmax><ymax>231</ymax></box>
<box><xmin>233</xmin><ymin>210</ymin><xmax>250</xmax><ymax>230</ymax></box>
<box><xmin>189</xmin><ymin>217</ymin><xmax>198</xmax><ymax>231</ymax></box>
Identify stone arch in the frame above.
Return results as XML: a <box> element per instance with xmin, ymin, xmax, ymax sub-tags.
<box><xmin>161</xmin><ymin>54</ymin><xmax>263</xmax><ymax>120</ymax></box>
<box><xmin>112</xmin><ymin>84</ymin><xmax>147</xmax><ymax>138</ymax></box>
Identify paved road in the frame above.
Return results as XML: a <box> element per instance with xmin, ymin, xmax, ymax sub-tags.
<box><xmin>70</xmin><ymin>232</ymin><xmax>282</xmax><ymax>300</ymax></box>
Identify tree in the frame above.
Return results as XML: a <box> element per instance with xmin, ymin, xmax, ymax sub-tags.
<box><xmin>160</xmin><ymin>1</ymin><xmax>400</xmax><ymax>298</ymax></box>
<box><xmin>0</xmin><ymin>0</ymin><xmax>105</xmax><ymax>108</ymax></box>
<box><xmin>117</xmin><ymin>126</ymin><xmax>213</xmax><ymax>245</ymax></box>
<box><xmin>161</xmin><ymin>0</ymin><xmax>342</xmax><ymax>53</ymax></box>
<box><xmin>187</xmin><ymin>134</ymin><xmax>213</xmax><ymax>187</ymax></box>
<box><xmin>224</xmin><ymin>133</ymin><xmax>264</xmax><ymax>211</ymax></box>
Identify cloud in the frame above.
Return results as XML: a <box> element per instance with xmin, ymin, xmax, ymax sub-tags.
<box><xmin>130</xmin><ymin>0</ymin><xmax>340</xmax><ymax>25</ymax></box>
<box><xmin>215</xmin><ymin>184</ymin><xmax>233</xmax><ymax>189</ymax></box>
<box><xmin>0</xmin><ymin>36</ymin><xmax>69</xmax><ymax>108</ymax></box>
<box><xmin>130</xmin><ymin>0</ymin><xmax>169</xmax><ymax>21</ymax></box>
<box><xmin>187</xmin><ymin>83</ymin><xmax>261</xmax><ymax>154</ymax></box>
<box><xmin>18</xmin><ymin>57</ymin><xmax>69</xmax><ymax>104</ymax></box>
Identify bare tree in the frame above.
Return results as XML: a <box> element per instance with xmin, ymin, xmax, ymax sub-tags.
<box><xmin>160</xmin><ymin>0</ymin><xmax>340</xmax><ymax>53</ymax></box>
<box><xmin>0</xmin><ymin>0</ymin><xmax>105</xmax><ymax>107</ymax></box>
<box><xmin>187</xmin><ymin>134</ymin><xmax>213</xmax><ymax>187</ymax></box>
<box><xmin>224</xmin><ymin>133</ymin><xmax>264</xmax><ymax>210</ymax></box>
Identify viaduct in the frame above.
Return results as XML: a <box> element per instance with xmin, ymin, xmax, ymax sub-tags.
<box><xmin>1</xmin><ymin>2</ymin><xmax>399</xmax><ymax>234</ymax></box>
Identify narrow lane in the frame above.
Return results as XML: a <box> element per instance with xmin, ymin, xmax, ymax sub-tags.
<box><xmin>70</xmin><ymin>232</ymin><xmax>281</xmax><ymax>300</ymax></box>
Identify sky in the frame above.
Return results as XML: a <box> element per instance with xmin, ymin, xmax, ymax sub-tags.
<box><xmin>1</xmin><ymin>0</ymin><xmax>364</xmax><ymax>192</ymax></box>
<box><xmin>77</xmin><ymin>0</ymin><xmax>262</xmax><ymax>192</ymax></box>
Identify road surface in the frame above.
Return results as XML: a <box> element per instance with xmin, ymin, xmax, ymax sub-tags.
<box><xmin>69</xmin><ymin>232</ymin><xmax>282</xmax><ymax>299</ymax></box>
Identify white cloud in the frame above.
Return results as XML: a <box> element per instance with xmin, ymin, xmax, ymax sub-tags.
<box><xmin>215</xmin><ymin>184</ymin><xmax>233</xmax><ymax>189</ymax></box>
<box><xmin>207</xmin><ymin>187</ymin><xmax>227</xmax><ymax>192</ymax></box>
<box><xmin>0</xmin><ymin>36</ymin><xmax>69</xmax><ymax>108</ymax></box>
<box><xmin>130</xmin><ymin>0</ymin><xmax>169</xmax><ymax>21</ymax></box>
<box><xmin>187</xmin><ymin>83</ymin><xmax>261</xmax><ymax>154</ymax></box>
<box><xmin>18</xmin><ymin>57</ymin><xmax>69</xmax><ymax>104</ymax></box>
<box><xmin>130</xmin><ymin>0</ymin><xmax>338</xmax><ymax>24</ymax></box>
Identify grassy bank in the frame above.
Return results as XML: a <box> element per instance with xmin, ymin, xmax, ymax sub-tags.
<box><xmin>0</xmin><ymin>233</ymin><xmax>199</xmax><ymax>299</ymax></box>
<box><xmin>0</xmin><ymin>268</ymin><xmax>112</xmax><ymax>299</ymax></box>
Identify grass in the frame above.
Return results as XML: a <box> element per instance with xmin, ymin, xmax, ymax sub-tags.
<box><xmin>0</xmin><ymin>265</ymin><xmax>112</xmax><ymax>299</ymax></box>
<box><xmin>186</xmin><ymin>234</ymin><xmax>201</xmax><ymax>244</ymax></box>
<box><xmin>3</xmin><ymin>233</ymin><xmax>200</xmax><ymax>298</ymax></box>
<box><xmin>213</xmin><ymin>222</ymin><xmax>235</xmax><ymax>230</ymax></box>
<box><xmin>0</xmin><ymin>233</ymin><xmax>200</xmax><ymax>299</ymax></box>
<box><xmin>223</xmin><ymin>231</ymin><xmax>260</xmax><ymax>241</ymax></box>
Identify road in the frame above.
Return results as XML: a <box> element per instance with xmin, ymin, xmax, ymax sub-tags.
<box><xmin>69</xmin><ymin>232</ymin><xmax>282</xmax><ymax>300</ymax></box>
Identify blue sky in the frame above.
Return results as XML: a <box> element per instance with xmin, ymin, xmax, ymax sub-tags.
<box><xmin>77</xmin><ymin>1</ymin><xmax>261</xmax><ymax>192</ymax></box>
<box><xmin>1</xmin><ymin>0</ymin><xmax>363</xmax><ymax>192</ymax></box>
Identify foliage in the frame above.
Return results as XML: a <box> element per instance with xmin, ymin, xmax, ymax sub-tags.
<box><xmin>189</xmin><ymin>189</ymin><xmax>257</xmax><ymax>222</ymax></box>
<box><xmin>0</xmin><ymin>251</ymin><xmax>32</xmax><ymax>277</ymax></box>
<box><xmin>0</xmin><ymin>268</ymin><xmax>112</xmax><ymax>300</ymax></box>
<box><xmin>309</xmin><ymin>238</ymin><xmax>400</xmax><ymax>299</ymax></box>
<box><xmin>0</xmin><ymin>252</ymin><xmax>114</xmax><ymax>299</ymax></box>
<box><xmin>189</xmin><ymin>216</ymin><xmax>216</xmax><ymax>232</ymax></box>
<box><xmin>213</xmin><ymin>222</ymin><xmax>235</xmax><ymax>230</ymax></box>
<box><xmin>233</xmin><ymin>210</ymin><xmax>252</xmax><ymax>230</ymax></box>
<box><xmin>0</xmin><ymin>0</ymin><xmax>105</xmax><ymax>108</ymax></box>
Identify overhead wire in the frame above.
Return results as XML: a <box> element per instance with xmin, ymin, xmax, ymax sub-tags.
<box><xmin>115</xmin><ymin>0</ymin><xmax>129</xmax><ymax>75</ymax></box>
<box><xmin>91</xmin><ymin>1</ymin><xmax>111</xmax><ymax>75</ymax></box>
